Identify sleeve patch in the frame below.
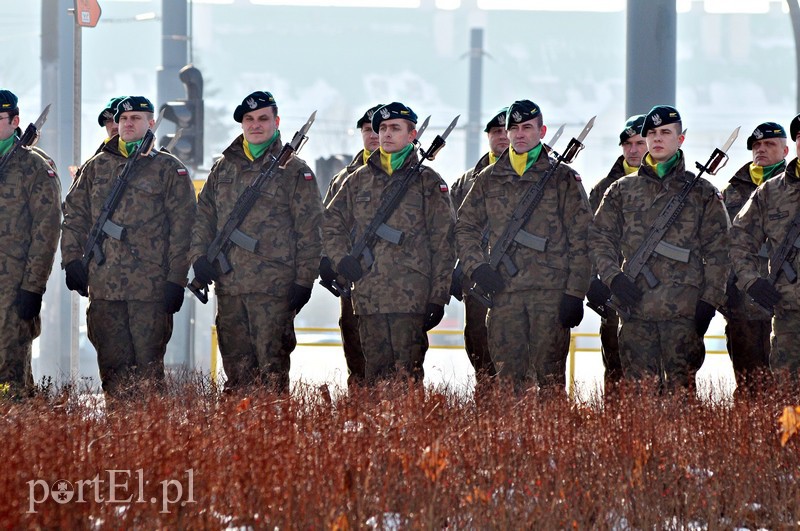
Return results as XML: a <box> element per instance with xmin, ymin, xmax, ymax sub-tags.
<box><xmin>439</xmin><ymin>183</ymin><xmax>449</xmax><ymax>193</ymax></box>
<box><xmin>46</xmin><ymin>169</ymin><xmax>56</xmax><ymax>178</ymax></box>
<box><xmin>716</xmin><ymin>191</ymin><xmax>724</xmax><ymax>201</ymax></box>
<box><xmin>177</xmin><ymin>168</ymin><xmax>189</xmax><ymax>176</ymax></box>
<box><xmin>573</xmin><ymin>173</ymin><xmax>582</xmax><ymax>182</ymax></box>
<box><xmin>303</xmin><ymin>171</ymin><xmax>314</xmax><ymax>181</ymax></box>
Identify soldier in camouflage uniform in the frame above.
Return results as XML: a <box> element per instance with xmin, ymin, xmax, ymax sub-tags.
<box><xmin>729</xmin><ymin>114</ymin><xmax>800</xmax><ymax>381</ymax></box>
<box><xmin>319</xmin><ymin>104</ymin><xmax>382</xmax><ymax>387</ymax></box>
<box><xmin>0</xmin><ymin>90</ymin><xmax>61</xmax><ymax>397</ymax></box>
<box><xmin>449</xmin><ymin>108</ymin><xmax>509</xmax><ymax>385</ymax></box>
<box><xmin>95</xmin><ymin>96</ymin><xmax>125</xmax><ymax>155</ymax></box>
<box><xmin>62</xmin><ymin>96</ymin><xmax>196</xmax><ymax>398</ymax></box>
<box><xmin>721</xmin><ymin>122</ymin><xmax>787</xmax><ymax>394</ymax></box>
<box><xmin>590</xmin><ymin>105</ymin><xmax>730</xmax><ymax>392</ymax></box>
<box><xmin>191</xmin><ymin>91</ymin><xmax>323</xmax><ymax>394</ymax></box>
<box><xmin>323</xmin><ymin>102</ymin><xmax>455</xmax><ymax>384</ymax></box>
<box><xmin>586</xmin><ymin>115</ymin><xmax>646</xmax><ymax>389</ymax></box>
<box><xmin>455</xmin><ymin>100</ymin><xmax>592</xmax><ymax>395</ymax></box>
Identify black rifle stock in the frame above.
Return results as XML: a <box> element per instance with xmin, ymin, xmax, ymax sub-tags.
<box><xmin>188</xmin><ymin>112</ymin><xmax>316</xmax><ymax>304</ymax></box>
<box><xmin>605</xmin><ymin>128</ymin><xmax>739</xmax><ymax>320</ymax></box>
<box><xmin>0</xmin><ymin>104</ymin><xmax>51</xmax><ymax>181</ymax></box>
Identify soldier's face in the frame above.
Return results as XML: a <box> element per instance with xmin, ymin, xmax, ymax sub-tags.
<box><xmin>621</xmin><ymin>134</ymin><xmax>647</xmax><ymax>167</ymax></box>
<box><xmin>104</xmin><ymin>119</ymin><xmax>119</xmax><ymax>139</ymax></box>
<box><xmin>751</xmin><ymin>137</ymin><xmax>788</xmax><ymax>167</ymax></box>
<box><xmin>379</xmin><ymin>119</ymin><xmax>416</xmax><ymax>154</ymax></box>
<box><xmin>118</xmin><ymin>112</ymin><xmax>155</xmax><ymax>143</ymax></box>
<box><xmin>508</xmin><ymin>119</ymin><xmax>546</xmax><ymax>154</ymax></box>
<box><xmin>645</xmin><ymin>124</ymin><xmax>684</xmax><ymax>163</ymax></box>
<box><xmin>487</xmin><ymin>126</ymin><xmax>509</xmax><ymax>156</ymax></box>
<box><xmin>0</xmin><ymin>113</ymin><xmax>19</xmax><ymax>141</ymax></box>
<box><xmin>361</xmin><ymin>123</ymin><xmax>380</xmax><ymax>153</ymax></box>
<box><xmin>242</xmin><ymin>107</ymin><xmax>280</xmax><ymax>145</ymax></box>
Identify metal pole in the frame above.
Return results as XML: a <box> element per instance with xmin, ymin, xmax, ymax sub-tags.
<box><xmin>158</xmin><ymin>0</ymin><xmax>188</xmax><ymax>118</ymax></box>
<box><xmin>465</xmin><ymin>28</ymin><xmax>484</xmax><ymax>168</ymax></box>
<box><xmin>70</xmin><ymin>10</ymin><xmax>82</xmax><ymax>380</ymax></box>
<box><xmin>788</xmin><ymin>0</ymin><xmax>800</xmax><ymax>112</ymax></box>
<box><xmin>626</xmin><ymin>0</ymin><xmax>676</xmax><ymax>117</ymax></box>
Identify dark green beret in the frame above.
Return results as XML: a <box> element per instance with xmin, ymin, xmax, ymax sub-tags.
<box><xmin>619</xmin><ymin>114</ymin><xmax>646</xmax><ymax>145</ymax></box>
<box><xmin>747</xmin><ymin>122</ymin><xmax>786</xmax><ymax>150</ymax></box>
<box><xmin>0</xmin><ymin>89</ymin><xmax>18</xmax><ymax>113</ymax></box>
<box><xmin>505</xmin><ymin>100</ymin><xmax>541</xmax><ymax>129</ymax></box>
<box><xmin>484</xmin><ymin>107</ymin><xmax>508</xmax><ymax>132</ymax></box>
<box><xmin>98</xmin><ymin>96</ymin><xmax>126</xmax><ymax>127</ymax></box>
<box><xmin>233</xmin><ymin>91</ymin><xmax>276</xmax><ymax>123</ymax></box>
<box><xmin>789</xmin><ymin>115</ymin><xmax>800</xmax><ymax>142</ymax></box>
<box><xmin>356</xmin><ymin>104</ymin><xmax>384</xmax><ymax>129</ymax></box>
<box><xmin>371</xmin><ymin>102</ymin><xmax>417</xmax><ymax>133</ymax></box>
<box><xmin>114</xmin><ymin>96</ymin><xmax>155</xmax><ymax>122</ymax></box>
<box><xmin>640</xmin><ymin>105</ymin><xmax>681</xmax><ymax>137</ymax></box>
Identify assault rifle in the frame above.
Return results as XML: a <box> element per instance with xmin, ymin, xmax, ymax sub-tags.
<box><xmin>81</xmin><ymin>128</ymin><xmax>158</xmax><ymax>276</ymax></box>
<box><xmin>319</xmin><ymin>116</ymin><xmax>432</xmax><ymax>299</ymax></box>
<box><xmin>344</xmin><ymin>115</ymin><xmax>459</xmax><ymax>284</ymax></box>
<box><xmin>750</xmin><ymin>211</ymin><xmax>800</xmax><ymax>315</ymax></box>
<box><xmin>0</xmin><ymin>104</ymin><xmax>51</xmax><ymax>181</ymax></box>
<box><xmin>188</xmin><ymin>111</ymin><xmax>317</xmax><ymax>304</ymax></box>
<box><xmin>467</xmin><ymin>119</ymin><xmax>594</xmax><ymax>308</ymax></box>
<box><xmin>605</xmin><ymin>127</ymin><xmax>740</xmax><ymax>320</ymax></box>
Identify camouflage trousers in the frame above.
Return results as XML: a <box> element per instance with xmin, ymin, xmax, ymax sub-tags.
<box><xmin>724</xmin><ymin>317</ymin><xmax>771</xmax><ymax>392</ymax></box>
<box><xmin>0</xmin><ymin>289</ymin><xmax>40</xmax><ymax>396</ymax></box>
<box><xmin>486</xmin><ymin>290</ymin><xmax>569</xmax><ymax>394</ymax></box>
<box><xmin>339</xmin><ymin>295</ymin><xmax>364</xmax><ymax>387</ymax></box>
<box><xmin>358</xmin><ymin>313</ymin><xmax>426</xmax><ymax>384</ymax></box>
<box><xmin>599</xmin><ymin>311</ymin><xmax>623</xmax><ymax>386</ymax></box>
<box><xmin>618</xmin><ymin>318</ymin><xmax>704</xmax><ymax>391</ymax></box>
<box><xmin>770</xmin><ymin>310</ymin><xmax>800</xmax><ymax>379</ymax></box>
<box><xmin>216</xmin><ymin>293</ymin><xmax>295</xmax><ymax>393</ymax></box>
<box><xmin>463</xmin><ymin>296</ymin><xmax>496</xmax><ymax>382</ymax></box>
<box><xmin>87</xmin><ymin>299</ymin><xmax>173</xmax><ymax>397</ymax></box>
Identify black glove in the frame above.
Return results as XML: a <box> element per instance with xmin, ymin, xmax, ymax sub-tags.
<box><xmin>747</xmin><ymin>278</ymin><xmax>781</xmax><ymax>312</ymax></box>
<box><xmin>319</xmin><ymin>257</ymin><xmax>337</xmax><ymax>284</ymax></box>
<box><xmin>610</xmin><ymin>273</ymin><xmax>642</xmax><ymax>308</ymax></box>
<box><xmin>725</xmin><ymin>274</ymin><xmax>741</xmax><ymax>308</ymax></box>
<box><xmin>337</xmin><ymin>255</ymin><xmax>363</xmax><ymax>282</ymax></box>
<box><xmin>471</xmin><ymin>263</ymin><xmax>505</xmax><ymax>294</ymax></box>
<box><xmin>288</xmin><ymin>283</ymin><xmax>313</xmax><ymax>313</ymax></box>
<box><xmin>423</xmin><ymin>303</ymin><xmax>445</xmax><ymax>331</ymax></box>
<box><xmin>694</xmin><ymin>300</ymin><xmax>716</xmax><ymax>336</ymax></box>
<box><xmin>65</xmin><ymin>260</ymin><xmax>88</xmax><ymax>296</ymax></box>
<box><xmin>16</xmin><ymin>289</ymin><xmax>42</xmax><ymax>321</ymax></box>
<box><xmin>558</xmin><ymin>293</ymin><xmax>584</xmax><ymax>328</ymax></box>
<box><xmin>193</xmin><ymin>256</ymin><xmax>219</xmax><ymax>286</ymax></box>
<box><xmin>164</xmin><ymin>281</ymin><xmax>185</xmax><ymax>314</ymax></box>
<box><xmin>586</xmin><ymin>277</ymin><xmax>611</xmax><ymax>306</ymax></box>
<box><xmin>449</xmin><ymin>270</ymin><xmax>464</xmax><ymax>300</ymax></box>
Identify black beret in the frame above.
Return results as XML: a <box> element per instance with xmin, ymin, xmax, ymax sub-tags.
<box><xmin>98</xmin><ymin>96</ymin><xmax>126</xmax><ymax>127</ymax></box>
<box><xmin>619</xmin><ymin>114</ymin><xmax>646</xmax><ymax>145</ymax></box>
<box><xmin>789</xmin><ymin>115</ymin><xmax>800</xmax><ymax>143</ymax></box>
<box><xmin>505</xmin><ymin>100</ymin><xmax>541</xmax><ymax>129</ymax></box>
<box><xmin>640</xmin><ymin>105</ymin><xmax>681</xmax><ymax>137</ymax></box>
<box><xmin>233</xmin><ymin>91</ymin><xmax>276</xmax><ymax>123</ymax></box>
<box><xmin>371</xmin><ymin>102</ymin><xmax>418</xmax><ymax>133</ymax></box>
<box><xmin>747</xmin><ymin>122</ymin><xmax>786</xmax><ymax>150</ymax></box>
<box><xmin>0</xmin><ymin>89</ymin><xmax>18</xmax><ymax>113</ymax></box>
<box><xmin>484</xmin><ymin>107</ymin><xmax>508</xmax><ymax>132</ymax></box>
<box><xmin>114</xmin><ymin>96</ymin><xmax>155</xmax><ymax>122</ymax></box>
<box><xmin>356</xmin><ymin>104</ymin><xmax>384</xmax><ymax>129</ymax></box>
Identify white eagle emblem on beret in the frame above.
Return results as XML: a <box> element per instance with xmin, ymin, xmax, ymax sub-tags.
<box><xmin>625</xmin><ymin>127</ymin><xmax>635</xmax><ymax>137</ymax></box>
<box><xmin>122</xmin><ymin>101</ymin><xmax>133</xmax><ymax>111</ymax></box>
<box><xmin>753</xmin><ymin>128</ymin><xmax>764</xmax><ymax>140</ymax></box>
<box><xmin>246</xmin><ymin>97</ymin><xmax>257</xmax><ymax>109</ymax></box>
<box><xmin>366</xmin><ymin>109</ymin><xmax>375</xmax><ymax>120</ymax></box>
<box><xmin>498</xmin><ymin>114</ymin><xmax>506</xmax><ymax>126</ymax></box>
<box><xmin>512</xmin><ymin>111</ymin><xmax>522</xmax><ymax>122</ymax></box>
<box><xmin>651</xmin><ymin>113</ymin><xmax>662</xmax><ymax>126</ymax></box>
<box><xmin>380</xmin><ymin>107</ymin><xmax>391</xmax><ymax>119</ymax></box>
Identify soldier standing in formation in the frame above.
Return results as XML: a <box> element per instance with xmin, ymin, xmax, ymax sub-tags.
<box><xmin>455</xmin><ymin>100</ymin><xmax>592</xmax><ymax>395</ymax></box>
<box><xmin>729</xmin><ymin>114</ymin><xmax>800</xmax><ymax>384</ymax></box>
<box><xmin>95</xmin><ymin>96</ymin><xmax>125</xmax><ymax>154</ymax></box>
<box><xmin>449</xmin><ymin>108</ymin><xmax>509</xmax><ymax>386</ymax></box>
<box><xmin>323</xmin><ymin>102</ymin><xmax>455</xmax><ymax>384</ymax></box>
<box><xmin>0</xmin><ymin>90</ymin><xmax>62</xmax><ymax>397</ymax></box>
<box><xmin>590</xmin><ymin>105</ymin><xmax>730</xmax><ymax>393</ymax></box>
<box><xmin>191</xmin><ymin>91</ymin><xmax>323</xmax><ymax>394</ymax></box>
<box><xmin>721</xmin><ymin>122</ymin><xmax>787</xmax><ymax>395</ymax></box>
<box><xmin>586</xmin><ymin>114</ymin><xmax>646</xmax><ymax>390</ymax></box>
<box><xmin>319</xmin><ymin>104</ymin><xmax>383</xmax><ymax>388</ymax></box>
<box><xmin>62</xmin><ymin>96</ymin><xmax>196</xmax><ymax>398</ymax></box>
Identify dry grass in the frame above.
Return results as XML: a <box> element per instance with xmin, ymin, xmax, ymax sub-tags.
<box><xmin>2</xmin><ymin>375</ymin><xmax>800</xmax><ymax>529</ymax></box>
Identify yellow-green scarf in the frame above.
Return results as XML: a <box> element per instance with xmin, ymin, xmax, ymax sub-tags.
<box><xmin>749</xmin><ymin>160</ymin><xmax>785</xmax><ymax>186</ymax></box>
<box><xmin>489</xmin><ymin>151</ymin><xmax>499</xmax><ymax>165</ymax></box>
<box><xmin>0</xmin><ymin>134</ymin><xmax>16</xmax><ymax>157</ymax></box>
<box><xmin>118</xmin><ymin>138</ymin><xmax>143</xmax><ymax>158</ymax></box>
<box><xmin>362</xmin><ymin>149</ymin><xmax>372</xmax><ymax>166</ymax></box>
<box><xmin>623</xmin><ymin>159</ymin><xmax>639</xmax><ymax>175</ymax></box>
<box><xmin>379</xmin><ymin>143</ymin><xmax>414</xmax><ymax>176</ymax></box>
<box><xmin>644</xmin><ymin>151</ymin><xmax>680</xmax><ymax>178</ymax></box>
<box><xmin>243</xmin><ymin>130</ymin><xmax>279</xmax><ymax>162</ymax></box>
<box><xmin>509</xmin><ymin>143</ymin><xmax>543</xmax><ymax>176</ymax></box>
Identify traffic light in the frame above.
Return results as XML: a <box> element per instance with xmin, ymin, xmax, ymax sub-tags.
<box><xmin>160</xmin><ymin>65</ymin><xmax>204</xmax><ymax>168</ymax></box>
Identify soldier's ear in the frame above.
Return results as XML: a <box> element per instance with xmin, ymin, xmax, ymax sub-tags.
<box><xmin>11</xmin><ymin>115</ymin><xmax>19</xmax><ymax>128</ymax></box>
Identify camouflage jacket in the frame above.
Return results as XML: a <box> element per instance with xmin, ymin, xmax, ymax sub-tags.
<box><xmin>589</xmin><ymin>155</ymin><xmax>629</xmax><ymax>214</ymax></box>
<box><xmin>62</xmin><ymin>138</ymin><xmax>196</xmax><ymax>301</ymax></box>
<box><xmin>454</xmin><ymin>147</ymin><xmax>592</xmax><ymax>298</ymax></box>
<box><xmin>722</xmin><ymin>161</ymin><xmax>772</xmax><ymax>320</ymax></box>
<box><xmin>589</xmin><ymin>151</ymin><xmax>731</xmax><ymax>320</ymax></box>
<box><xmin>190</xmin><ymin>134</ymin><xmax>323</xmax><ymax>296</ymax></box>
<box><xmin>0</xmin><ymin>147</ymin><xmax>61</xmax><ymax>296</ymax></box>
<box><xmin>730</xmin><ymin>158</ymin><xmax>800</xmax><ymax>313</ymax></box>
<box><xmin>451</xmin><ymin>151</ymin><xmax>492</xmax><ymax>211</ymax></box>
<box><xmin>323</xmin><ymin>150</ymin><xmax>363</xmax><ymax>207</ymax></box>
<box><xmin>322</xmin><ymin>148</ymin><xmax>456</xmax><ymax>315</ymax></box>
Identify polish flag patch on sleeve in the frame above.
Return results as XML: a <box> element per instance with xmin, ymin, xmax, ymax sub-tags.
<box><xmin>177</xmin><ymin>168</ymin><xmax>188</xmax><ymax>176</ymax></box>
<box><xmin>46</xmin><ymin>169</ymin><xmax>56</xmax><ymax>178</ymax></box>
<box><xmin>303</xmin><ymin>171</ymin><xmax>314</xmax><ymax>181</ymax></box>
<box><xmin>573</xmin><ymin>173</ymin><xmax>582</xmax><ymax>182</ymax></box>
<box><xmin>439</xmin><ymin>183</ymin><xmax>449</xmax><ymax>193</ymax></box>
